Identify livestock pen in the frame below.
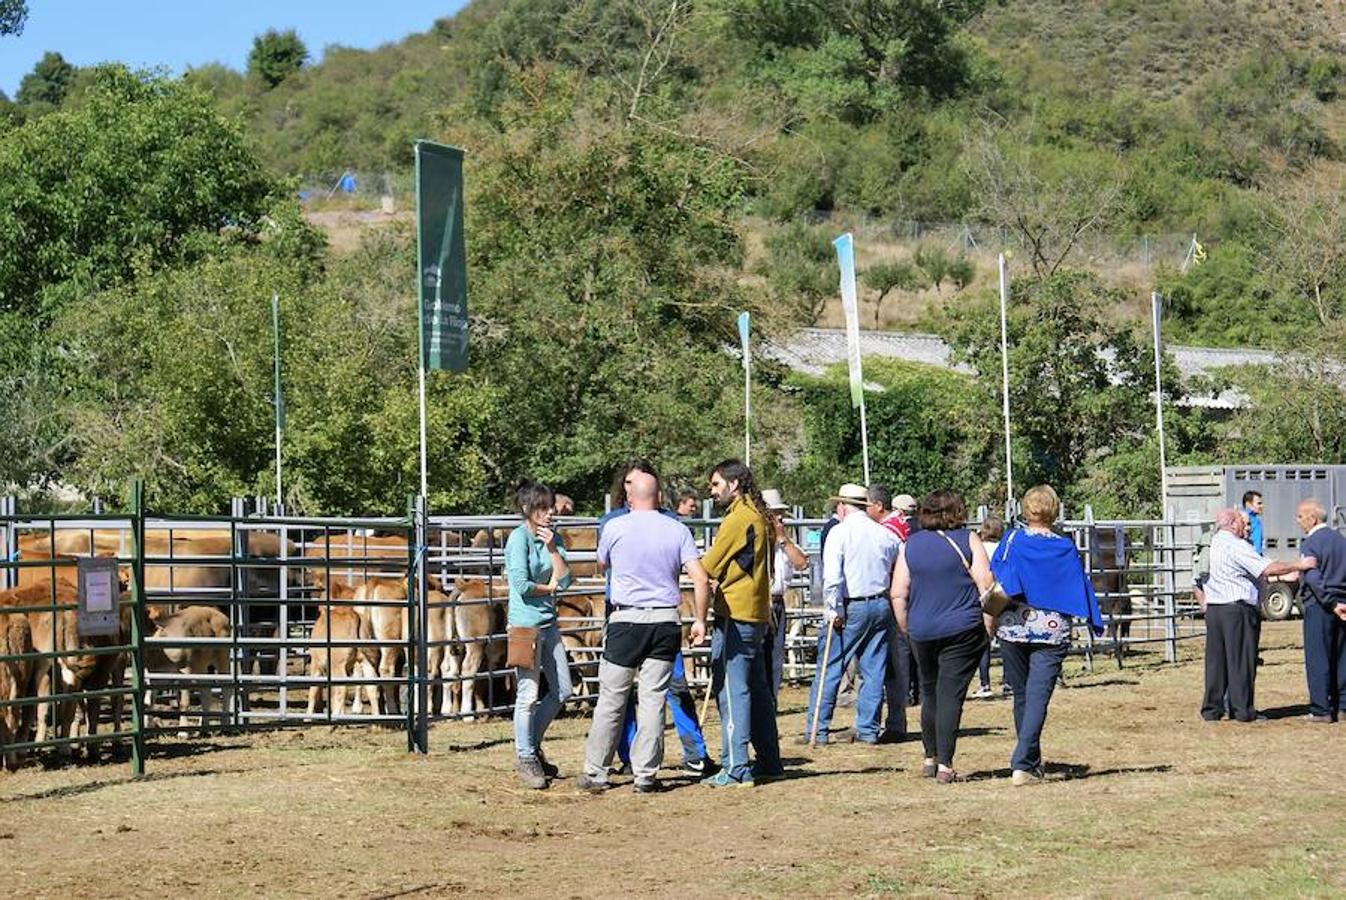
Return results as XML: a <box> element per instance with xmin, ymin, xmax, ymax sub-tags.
<box><xmin>1</xmin><ymin>487</ymin><xmax>1211</xmax><ymax>776</ymax></box>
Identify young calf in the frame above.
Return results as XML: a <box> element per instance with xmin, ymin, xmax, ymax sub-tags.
<box><xmin>143</xmin><ymin>605</ymin><xmax>231</xmax><ymax>735</ymax></box>
<box><xmin>0</xmin><ymin>598</ymin><xmax>34</xmax><ymax>770</ymax></box>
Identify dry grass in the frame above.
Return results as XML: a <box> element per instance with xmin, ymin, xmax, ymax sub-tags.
<box><xmin>2</xmin><ymin>622</ymin><xmax>1343</xmax><ymax>898</ymax></box>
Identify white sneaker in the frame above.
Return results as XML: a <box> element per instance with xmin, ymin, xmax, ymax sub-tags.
<box><xmin>972</xmin><ymin>686</ymin><xmax>994</xmax><ymax>699</ymax></box>
<box><xmin>1011</xmin><ymin>768</ymin><xmax>1044</xmax><ymax>786</ymax></box>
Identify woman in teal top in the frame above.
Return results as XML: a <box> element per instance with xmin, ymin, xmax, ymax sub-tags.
<box><xmin>504</xmin><ymin>480</ymin><xmax>573</xmax><ymax>789</ymax></box>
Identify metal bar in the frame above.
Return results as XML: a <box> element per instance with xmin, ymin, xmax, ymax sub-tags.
<box><xmin>414</xmin><ymin>495</ymin><xmax>429</xmax><ymax>753</ymax></box>
<box><xmin>129</xmin><ymin>480</ymin><xmax>147</xmax><ymax>776</ymax></box>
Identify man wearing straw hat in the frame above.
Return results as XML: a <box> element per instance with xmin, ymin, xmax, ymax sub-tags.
<box><xmin>800</xmin><ymin>483</ymin><xmax>901</xmax><ymax>746</ymax></box>
<box><xmin>763</xmin><ymin>488</ymin><xmax>809</xmax><ymax>698</ymax></box>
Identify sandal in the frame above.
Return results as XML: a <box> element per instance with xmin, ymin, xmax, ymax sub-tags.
<box><xmin>921</xmin><ymin>760</ymin><xmax>937</xmax><ymax>778</ymax></box>
<box><xmin>935</xmin><ymin>768</ymin><xmax>961</xmax><ymax>784</ymax></box>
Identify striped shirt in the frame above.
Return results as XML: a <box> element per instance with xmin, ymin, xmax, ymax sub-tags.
<box><xmin>1202</xmin><ymin>530</ymin><xmax>1270</xmax><ymax>607</ymax></box>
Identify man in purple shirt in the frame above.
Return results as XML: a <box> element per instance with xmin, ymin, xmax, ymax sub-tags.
<box><xmin>578</xmin><ymin>471</ymin><xmax>710</xmax><ymax>793</ymax></box>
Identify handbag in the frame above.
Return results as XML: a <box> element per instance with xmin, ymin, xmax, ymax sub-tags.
<box><xmin>937</xmin><ymin>530</ymin><xmax>1013</xmax><ymax>618</ymax></box>
<box><xmin>506</xmin><ymin>625</ymin><xmax>539</xmax><ymax>669</ymax></box>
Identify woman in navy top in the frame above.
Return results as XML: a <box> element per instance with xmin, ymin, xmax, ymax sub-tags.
<box><xmin>890</xmin><ymin>489</ymin><xmax>993</xmax><ymax>783</ymax></box>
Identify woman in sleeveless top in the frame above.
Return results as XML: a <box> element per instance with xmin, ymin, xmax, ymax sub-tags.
<box><xmin>889</xmin><ymin>490</ymin><xmax>993</xmax><ymax>783</ymax></box>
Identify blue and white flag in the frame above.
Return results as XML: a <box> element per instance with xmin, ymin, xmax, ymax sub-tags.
<box><xmin>737</xmin><ymin>311</ymin><xmax>750</xmax><ymax>369</ymax></box>
<box><xmin>833</xmin><ymin>233</ymin><xmax>863</xmax><ymax>408</ymax></box>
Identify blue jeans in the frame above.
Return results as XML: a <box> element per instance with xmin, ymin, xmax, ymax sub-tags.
<box><xmin>883</xmin><ymin>620</ymin><xmax>910</xmax><ymax>736</ymax></box>
<box><xmin>711</xmin><ymin>618</ymin><xmax>781</xmax><ymax>780</ymax></box>
<box><xmin>804</xmin><ymin>597</ymin><xmax>893</xmax><ymax>743</ymax></box>
<box><xmin>618</xmin><ymin>651</ymin><xmax>707</xmax><ymax>765</ymax></box>
<box><xmin>999</xmin><ymin>639</ymin><xmax>1067</xmax><ymax>772</ymax></box>
<box><xmin>513</xmin><ymin>623</ymin><xmax>573</xmax><ymax>759</ymax></box>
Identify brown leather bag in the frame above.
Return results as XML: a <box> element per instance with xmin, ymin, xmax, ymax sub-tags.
<box><xmin>507</xmin><ymin>625</ymin><xmax>539</xmax><ymax>669</ymax></box>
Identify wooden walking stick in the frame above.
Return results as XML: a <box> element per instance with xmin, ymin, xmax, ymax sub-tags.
<box><xmin>699</xmin><ymin>643</ymin><xmax>716</xmax><ymax>724</ymax></box>
<box><xmin>808</xmin><ymin>615</ymin><xmax>837</xmax><ymax>749</ymax></box>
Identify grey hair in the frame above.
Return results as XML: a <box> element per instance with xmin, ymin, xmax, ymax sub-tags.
<box><xmin>1215</xmin><ymin>507</ymin><xmax>1243</xmax><ymax>532</ymax></box>
<box><xmin>1300</xmin><ymin>498</ymin><xmax>1328</xmax><ymax>524</ymax></box>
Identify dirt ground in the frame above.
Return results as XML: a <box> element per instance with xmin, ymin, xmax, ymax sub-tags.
<box><xmin>3</xmin><ymin>622</ymin><xmax>1343</xmax><ymax>899</ymax></box>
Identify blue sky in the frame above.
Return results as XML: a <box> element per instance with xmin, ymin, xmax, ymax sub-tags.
<box><xmin>1</xmin><ymin>1</ymin><xmax>471</xmax><ymax>97</ymax></box>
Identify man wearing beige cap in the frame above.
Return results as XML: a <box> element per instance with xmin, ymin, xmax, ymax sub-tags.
<box><xmin>800</xmin><ymin>483</ymin><xmax>901</xmax><ymax>745</ymax></box>
<box><xmin>763</xmin><ymin>489</ymin><xmax>809</xmax><ymax>698</ymax></box>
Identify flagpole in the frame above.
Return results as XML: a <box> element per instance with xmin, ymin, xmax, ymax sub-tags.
<box><xmin>859</xmin><ymin>392</ymin><xmax>871</xmax><ymax>485</ymax></box>
<box><xmin>998</xmin><ymin>253</ymin><xmax>1013</xmax><ymax>511</ymax></box>
<box><xmin>271</xmin><ymin>292</ymin><xmax>284</xmax><ymax>508</ymax></box>
<box><xmin>414</xmin><ymin>143</ymin><xmax>429</xmax><ymax>499</ymax></box>
<box><xmin>738</xmin><ymin>311</ymin><xmax>751</xmax><ymax>465</ymax></box>
<box><xmin>1152</xmin><ymin>290</ymin><xmax>1169</xmax><ymax>515</ymax></box>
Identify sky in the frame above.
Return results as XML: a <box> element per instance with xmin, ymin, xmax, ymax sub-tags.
<box><xmin>1</xmin><ymin>0</ymin><xmax>472</xmax><ymax>97</ymax></box>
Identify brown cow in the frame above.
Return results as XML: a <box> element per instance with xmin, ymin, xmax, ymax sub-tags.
<box><xmin>9</xmin><ymin>579</ymin><xmax>129</xmax><ymax>758</ymax></box>
<box><xmin>17</xmin><ymin>528</ymin><xmax>292</xmax><ymax>595</ymax></box>
<box><xmin>305</xmin><ymin>582</ymin><xmax>375</xmax><ymax>718</ymax></box>
<box><xmin>0</xmin><ymin>595</ymin><xmax>34</xmax><ymax>770</ymax></box>
<box><xmin>143</xmin><ymin>605</ymin><xmax>231</xmax><ymax>734</ymax></box>
<box><xmin>443</xmin><ymin>578</ymin><xmax>506</xmax><ymax>718</ymax></box>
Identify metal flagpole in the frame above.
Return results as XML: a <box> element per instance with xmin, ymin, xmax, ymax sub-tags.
<box><xmin>414</xmin><ymin>144</ymin><xmax>429</xmax><ymax>499</ymax></box>
<box><xmin>271</xmin><ymin>292</ymin><xmax>284</xmax><ymax>508</ymax></box>
<box><xmin>1152</xmin><ymin>291</ymin><xmax>1169</xmax><ymax>515</ymax></box>
<box><xmin>738</xmin><ymin>311</ymin><xmax>751</xmax><ymax>465</ymax></box>
<box><xmin>998</xmin><ymin>253</ymin><xmax>1013</xmax><ymax>510</ymax></box>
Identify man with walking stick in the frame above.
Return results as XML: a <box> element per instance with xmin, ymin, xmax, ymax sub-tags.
<box><xmin>800</xmin><ymin>483</ymin><xmax>901</xmax><ymax>746</ymax></box>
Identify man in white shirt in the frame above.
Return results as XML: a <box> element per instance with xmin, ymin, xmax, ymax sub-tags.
<box><xmin>798</xmin><ymin>483</ymin><xmax>901</xmax><ymax>745</ymax></box>
<box><xmin>1196</xmin><ymin>507</ymin><xmax>1314</xmax><ymax>722</ymax></box>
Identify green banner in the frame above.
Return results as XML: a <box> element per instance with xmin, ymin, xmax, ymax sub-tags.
<box><xmin>415</xmin><ymin>141</ymin><xmax>468</xmax><ymax>372</ymax></box>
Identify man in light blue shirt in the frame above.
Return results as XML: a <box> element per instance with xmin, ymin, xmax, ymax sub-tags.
<box><xmin>799</xmin><ymin>483</ymin><xmax>901</xmax><ymax>745</ymax></box>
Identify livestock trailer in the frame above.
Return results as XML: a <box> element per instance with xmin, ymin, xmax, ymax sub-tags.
<box><xmin>1166</xmin><ymin>464</ymin><xmax>1346</xmax><ymax>618</ymax></box>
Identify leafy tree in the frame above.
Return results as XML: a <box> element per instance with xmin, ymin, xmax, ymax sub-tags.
<box><xmin>914</xmin><ymin>244</ymin><xmax>951</xmax><ymax>291</ymax></box>
<box><xmin>758</xmin><ymin>221</ymin><xmax>837</xmax><ymax>324</ymax></box>
<box><xmin>15</xmin><ymin>51</ymin><xmax>75</xmax><ymax>109</ymax></box>
<box><xmin>248</xmin><ymin>29</ymin><xmax>309</xmax><ymax>88</ymax></box>
<box><xmin>936</xmin><ymin>269</ymin><xmax>1184</xmax><ymax>513</ymax></box>
<box><xmin>441</xmin><ymin>67</ymin><xmax>765</xmax><ymax>507</ymax></box>
<box><xmin>863</xmin><ymin>259</ymin><xmax>924</xmax><ymax>327</ymax></box>
<box><xmin>0</xmin><ymin>66</ymin><xmax>279</xmax><ymax>321</ymax></box>
<box><xmin>0</xmin><ymin>0</ymin><xmax>25</xmax><ymax>36</ymax></box>
<box><xmin>783</xmin><ymin>357</ymin><xmax>997</xmax><ymax>508</ymax></box>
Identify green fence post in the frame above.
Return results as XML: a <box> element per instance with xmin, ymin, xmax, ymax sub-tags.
<box><xmin>128</xmin><ymin>479</ymin><xmax>147</xmax><ymax>776</ymax></box>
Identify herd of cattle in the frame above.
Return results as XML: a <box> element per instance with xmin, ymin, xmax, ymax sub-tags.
<box><xmin>0</xmin><ymin>519</ymin><xmax>1138</xmax><ymax>773</ymax></box>
<box><xmin>0</xmin><ymin>524</ymin><xmax>619</xmax><ymax>771</ymax></box>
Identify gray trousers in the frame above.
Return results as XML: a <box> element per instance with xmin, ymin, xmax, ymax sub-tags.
<box><xmin>583</xmin><ymin>608</ymin><xmax>677</xmax><ymax>784</ymax></box>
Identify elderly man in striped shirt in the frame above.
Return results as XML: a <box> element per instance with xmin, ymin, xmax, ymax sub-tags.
<box><xmin>1195</xmin><ymin>507</ymin><xmax>1315</xmax><ymax>723</ymax></box>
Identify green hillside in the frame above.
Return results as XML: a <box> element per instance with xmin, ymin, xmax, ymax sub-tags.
<box><xmin>3</xmin><ymin>0</ymin><xmax>1346</xmax><ymax>516</ymax></box>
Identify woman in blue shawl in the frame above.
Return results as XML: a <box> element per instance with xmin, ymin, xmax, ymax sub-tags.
<box><xmin>989</xmin><ymin>485</ymin><xmax>1104</xmax><ymax>785</ymax></box>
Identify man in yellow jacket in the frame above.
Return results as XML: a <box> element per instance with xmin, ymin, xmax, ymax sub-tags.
<box><xmin>700</xmin><ymin>459</ymin><xmax>783</xmax><ymax>786</ymax></box>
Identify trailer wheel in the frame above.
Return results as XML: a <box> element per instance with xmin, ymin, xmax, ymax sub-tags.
<box><xmin>1261</xmin><ymin>583</ymin><xmax>1296</xmax><ymax>621</ymax></box>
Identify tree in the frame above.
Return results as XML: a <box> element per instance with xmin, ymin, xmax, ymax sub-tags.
<box><xmin>0</xmin><ymin>0</ymin><xmax>26</xmax><ymax>36</ymax></box>
<box><xmin>784</xmin><ymin>358</ymin><xmax>997</xmax><ymax>508</ymax></box>
<box><xmin>15</xmin><ymin>51</ymin><xmax>75</xmax><ymax>109</ymax></box>
<box><xmin>965</xmin><ymin>122</ymin><xmax>1129</xmax><ymax>280</ymax></box>
<box><xmin>722</xmin><ymin>0</ymin><xmax>994</xmax><ymax>117</ymax></box>
<box><xmin>1260</xmin><ymin>168</ymin><xmax>1346</xmax><ymax>328</ymax></box>
<box><xmin>937</xmin><ymin>270</ymin><xmax>1184</xmax><ymax>512</ymax></box>
<box><xmin>863</xmin><ymin>259</ymin><xmax>924</xmax><ymax>327</ymax></box>
<box><xmin>248</xmin><ymin>29</ymin><xmax>309</xmax><ymax>88</ymax></box>
<box><xmin>0</xmin><ymin>66</ymin><xmax>280</xmax><ymax>321</ymax></box>
<box><xmin>440</xmin><ymin>66</ymin><xmax>766</xmax><ymax>505</ymax></box>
